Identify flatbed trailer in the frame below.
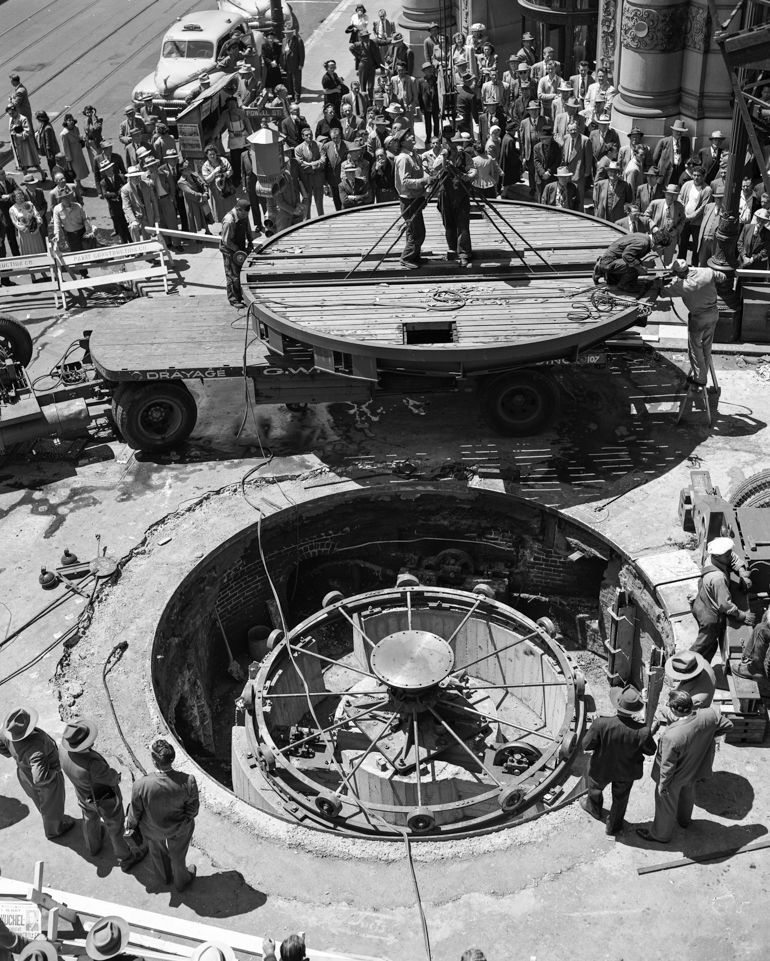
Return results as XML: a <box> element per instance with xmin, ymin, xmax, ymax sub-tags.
<box><xmin>0</xmin><ymin>201</ymin><xmax>656</xmax><ymax>454</ymax></box>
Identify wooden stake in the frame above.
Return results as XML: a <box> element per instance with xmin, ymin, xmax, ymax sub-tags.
<box><xmin>637</xmin><ymin>835</ymin><xmax>770</xmax><ymax>875</ymax></box>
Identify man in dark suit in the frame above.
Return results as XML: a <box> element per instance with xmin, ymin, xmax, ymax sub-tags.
<box><xmin>342</xmin><ymin>80</ymin><xmax>370</xmax><ymax>122</ymax></box>
<box><xmin>533</xmin><ymin>125</ymin><xmax>561</xmax><ymax>199</ymax></box>
<box><xmin>350</xmin><ymin>31</ymin><xmax>384</xmax><ymax>100</ymax></box>
<box><xmin>516</xmin><ymin>32</ymin><xmax>537</xmax><ymax>68</ymax></box>
<box><xmin>518</xmin><ymin>101</ymin><xmax>543</xmax><ymax>197</ymax></box>
<box><xmin>387</xmin><ymin>32</ymin><xmax>413</xmax><ymax>75</ymax></box>
<box><xmin>510</xmin><ymin>65</ymin><xmax>538</xmax><ymax>127</ymax></box>
<box><xmin>0</xmin><ymin>163</ymin><xmax>19</xmax><ymax>256</ymax></box>
<box><xmin>541</xmin><ymin>165</ymin><xmax>580</xmax><ymax>210</ymax></box>
<box><xmin>456</xmin><ymin>73</ymin><xmax>480</xmax><ymax>137</ymax></box>
<box><xmin>280</xmin><ymin>104</ymin><xmax>309</xmax><ymax>148</ymax></box>
<box><xmin>98</xmin><ymin>159</ymin><xmax>131</xmax><ymax>244</ymax></box>
<box><xmin>499</xmin><ymin>120</ymin><xmax>522</xmax><ymax>198</ymax></box>
<box><xmin>569</xmin><ymin>60</ymin><xmax>594</xmax><ymax>106</ymax></box>
<box><xmin>617</xmin><ymin>202</ymin><xmax>649</xmax><ymax>233</ymax></box>
<box><xmin>738</xmin><ymin>207</ymin><xmax>770</xmax><ymax>272</ymax></box>
<box><xmin>697</xmin><ymin>130</ymin><xmax>726</xmax><ymax>185</ymax></box>
<box><xmin>619</xmin><ymin>127</ymin><xmax>651</xmax><ymax>173</ymax></box>
<box><xmin>593</xmin><ymin>161</ymin><xmax>633</xmax><ymax>222</ymax></box>
<box><xmin>698</xmin><ymin>185</ymin><xmax>724</xmax><ymax>266</ymax></box>
<box><xmin>636</xmin><ymin>166</ymin><xmax>663</xmax><ymax>213</ymax></box>
<box><xmin>653</xmin><ymin>119</ymin><xmax>691</xmax><ymax>188</ymax></box>
<box><xmin>589</xmin><ymin>114</ymin><xmax>620</xmax><ymax>162</ymax></box>
<box><xmin>322</xmin><ymin>128</ymin><xmax>348</xmax><ymax>210</ymax></box>
<box><xmin>581</xmin><ymin>685</ymin><xmax>657</xmax><ymax>835</ymax></box>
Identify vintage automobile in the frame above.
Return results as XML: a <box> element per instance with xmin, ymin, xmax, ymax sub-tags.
<box><xmin>132</xmin><ymin>11</ymin><xmax>251</xmax><ymax>118</ymax></box>
<box><xmin>218</xmin><ymin>0</ymin><xmax>298</xmax><ymax>31</ymax></box>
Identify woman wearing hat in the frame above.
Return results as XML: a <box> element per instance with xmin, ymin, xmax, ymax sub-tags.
<box><xmin>60</xmin><ymin>113</ymin><xmax>89</xmax><ymax>190</ymax></box>
<box><xmin>82</xmin><ymin>105</ymin><xmax>104</xmax><ymax>175</ymax></box>
<box><xmin>581</xmin><ymin>684</ymin><xmax>657</xmax><ymax>835</ymax></box>
<box><xmin>0</xmin><ymin>707</ymin><xmax>74</xmax><ymax>840</ymax></box>
<box><xmin>34</xmin><ymin>111</ymin><xmax>60</xmax><ymax>181</ymax></box>
<box><xmin>10</xmin><ymin>188</ymin><xmax>46</xmax><ymax>255</ymax></box>
<box><xmin>201</xmin><ymin>145</ymin><xmax>237</xmax><ymax>223</ymax></box>
<box><xmin>7</xmin><ymin>103</ymin><xmax>40</xmax><ymax>172</ymax></box>
<box><xmin>321</xmin><ymin>61</ymin><xmax>345</xmax><ymax>112</ymax></box>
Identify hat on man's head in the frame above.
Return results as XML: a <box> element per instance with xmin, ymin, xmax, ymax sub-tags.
<box><xmin>234</xmin><ymin>199</ymin><xmax>251</xmax><ymax>211</ymax></box>
<box><xmin>644</xmin><ymin>166</ymin><xmax>659</xmax><ymax>176</ymax></box>
<box><xmin>609</xmin><ymin>684</ymin><xmax>644</xmax><ymax>716</ymax></box>
<box><xmin>86</xmin><ymin>917</ymin><xmax>131</xmax><ymax>961</ymax></box>
<box><xmin>124</xmin><ymin>104</ymin><xmax>135</xmax><ymax>114</ymax></box>
<box><xmin>471</xmin><ymin>22</ymin><xmax>486</xmax><ymax>30</ymax></box>
<box><xmin>19</xmin><ymin>942</ymin><xmax>58</xmax><ymax>961</ymax></box>
<box><xmin>136</xmin><ymin>145</ymin><xmax>151</xmax><ymax>157</ymax></box>
<box><xmin>428</xmin><ymin>21</ymin><xmax>439</xmax><ymax>29</ymax></box>
<box><xmin>556</xmin><ymin>165</ymin><xmax>571</xmax><ymax>177</ymax></box>
<box><xmin>451</xmin><ymin>131</ymin><xmax>473</xmax><ymax>144</ymax></box>
<box><xmin>341</xmin><ymin>159</ymin><xmax>358</xmax><ymax>171</ymax></box>
<box><xmin>99</xmin><ymin>159</ymin><xmax>115</xmax><ymax>172</ymax></box>
<box><xmin>671</xmin><ymin>118</ymin><xmax>688</xmax><ymax>133</ymax></box>
<box><xmin>566</xmin><ymin>97</ymin><xmax>579</xmax><ymax>108</ymax></box>
<box><xmin>164</xmin><ymin>148</ymin><xmax>179</xmax><ymax>161</ymax></box>
<box><xmin>629</xmin><ymin>126</ymin><xmax>643</xmax><ymax>136</ymax></box>
<box><xmin>359</xmin><ymin>29</ymin><xmax>370</xmax><ymax>36</ymax></box>
<box><xmin>238</xmin><ymin>62</ymin><xmax>254</xmax><ymax>75</ymax></box>
<box><xmin>385</xmin><ymin>103</ymin><xmax>405</xmax><ymax>115</ymax></box>
<box><xmin>708</xmin><ymin>536</ymin><xmax>734</xmax><ymax>555</ymax></box>
<box><xmin>758</xmin><ymin>208</ymin><xmax>770</xmax><ymax>226</ymax></box>
<box><xmin>527</xmin><ymin>100</ymin><xmax>539</xmax><ymax>110</ymax></box>
<box><xmin>191</xmin><ymin>943</ymin><xmax>236</xmax><ymax>961</ymax></box>
<box><xmin>143</xmin><ymin>156</ymin><xmax>160</xmax><ymax>167</ymax></box>
<box><xmin>3</xmin><ymin>707</ymin><xmax>38</xmax><ymax>742</ymax></box>
<box><xmin>664</xmin><ymin>183</ymin><xmax>680</xmax><ymax>194</ymax></box>
<box><xmin>710</xmin><ymin>129</ymin><xmax>725</xmax><ymax>140</ymax></box>
<box><xmin>422</xmin><ymin>61</ymin><xmax>433</xmax><ymax>70</ymax></box>
<box><xmin>522</xmin><ymin>31</ymin><xmax>535</xmax><ymax>40</ymax></box>
<box><xmin>126</xmin><ymin>165</ymin><xmax>143</xmax><ymax>178</ymax></box>
<box><xmin>665</xmin><ymin>650</ymin><xmax>711</xmax><ymax>682</ymax></box>
<box><xmin>373</xmin><ymin>114</ymin><xmax>390</xmax><ymax>125</ymax></box>
<box><xmin>391</xmin><ymin>31</ymin><xmax>402</xmax><ymax>41</ymax></box>
<box><xmin>61</xmin><ymin>718</ymin><xmax>98</xmax><ymax>753</ymax></box>
<box><xmin>597</xmin><ymin>113</ymin><xmax>611</xmax><ymax>124</ymax></box>
<box><xmin>713</xmin><ymin>185</ymin><xmax>725</xmax><ymax>197</ymax></box>
<box><xmin>517</xmin><ymin>62</ymin><xmax>530</xmax><ymax>71</ymax></box>
<box><xmin>22</xmin><ymin>173</ymin><xmax>37</xmax><ymax>184</ymax></box>
<box><xmin>461</xmin><ymin>71</ymin><xmax>473</xmax><ymax>82</ymax></box>
<box><xmin>671</xmin><ymin>258</ymin><xmax>689</xmax><ymax>275</ymax></box>
<box><xmin>558</xmin><ymin>81</ymin><xmax>572</xmax><ymax>92</ymax></box>
<box><xmin>607</xmin><ymin>160</ymin><xmax>620</xmax><ymax>171</ymax></box>
<box><xmin>685</xmin><ymin>157</ymin><xmax>697</xmax><ymax>166</ymax></box>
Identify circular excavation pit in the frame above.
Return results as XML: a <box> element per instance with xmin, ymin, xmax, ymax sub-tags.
<box><xmin>135</xmin><ymin>485</ymin><xmax>670</xmax><ymax>843</ymax></box>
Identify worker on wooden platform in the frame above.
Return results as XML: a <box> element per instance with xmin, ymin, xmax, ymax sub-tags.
<box><xmin>434</xmin><ymin>131</ymin><xmax>478</xmax><ymax>267</ymax></box>
<box><xmin>392</xmin><ymin>129</ymin><xmax>431</xmax><ymax>269</ymax></box>
<box><xmin>219</xmin><ymin>199</ymin><xmax>253</xmax><ymax>308</ymax></box>
<box><xmin>593</xmin><ymin>228</ymin><xmax>670</xmax><ymax>291</ymax></box>
<box><xmin>736</xmin><ymin>607</ymin><xmax>770</xmax><ymax>680</ymax></box>
<box><xmin>581</xmin><ymin>684</ymin><xmax>657</xmax><ymax>836</ymax></box>
<box><xmin>690</xmin><ymin>536</ymin><xmax>755</xmax><ymax>663</ymax></box>
<box><xmin>636</xmin><ymin>690</ymin><xmax>732</xmax><ymax>844</ymax></box>
<box><xmin>59</xmin><ymin>718</ymin><xmax>148</xmax><ymax>873</ymax></box>
<box><xmin>0</xmin><ymin>706</ymin><xmax>75</xmax><ymax>840</ymax></box>
<box><xmin>664</xmin><ymin>650</ymin><xmax>715</xmax><ymax>708</ymax></box>
<box><xmin>655</xmin><ymin>258</ymin><xmax>726</xmax><ymax>389</ymax></box>
<box><xmin>124</xmin><ymin>739</ymin><xmax>199</xmax><ymax>891</ymax></box>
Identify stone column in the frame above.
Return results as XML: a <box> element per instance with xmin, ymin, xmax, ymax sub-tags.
<box><xmin>679</xmin><ymin>0</ymin><xmax>732</xmax><ymax>135</ymax></box>
<box><xmin>611</xmin><ymin>0</ymin><xmax>689</xmax><ymax>136</ymax></box>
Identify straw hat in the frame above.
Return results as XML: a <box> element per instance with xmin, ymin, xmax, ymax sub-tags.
<box><xmin>3</xmin><ymin>707</ymin><xmax>38</xmax><ymax>741</ymax></box>
<box><xmin>61</xmin><ymin>718</ymin><xmax>99</xmax><ymax>753</ymax></box>
<box><xmin>86</xmin><ymin>917</ymin><xmax>130</xmax><ymax>961</ymax></box>
<box><xmin>665</xmin><ymin>651</ymin><xmax>712</xmax><ymax>682</ymax></box>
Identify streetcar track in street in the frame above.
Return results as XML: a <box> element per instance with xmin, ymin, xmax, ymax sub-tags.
<box><xmin>0</xmin><ymin>1</ymin><xmax>97</xmax><ymax>71</ymax></box>
<box><xmin>0</xmin><ymin>0</ymin><xmax>57</xmax><ymax>42</ymax></box>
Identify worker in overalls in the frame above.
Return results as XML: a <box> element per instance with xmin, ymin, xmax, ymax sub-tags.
<box><xmin>219</xmin><ymin>199</ymin><xmax>253</xmax><ymax>308</ymax></box>
<box><xmin>434</xmin><ymin>131</ymin><xmax>477</xmax><ymax>266</ymax></box>
<box><xmin>690</xmin><ymin>536</ymin><xmax>755</xmax><ymax>663</ymax></box>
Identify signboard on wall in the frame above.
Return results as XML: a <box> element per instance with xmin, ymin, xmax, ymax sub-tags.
<box><xmin>0</xmin><ymin>902</ymin><xmax>42</xmax><ymax>939</ymax></box>
<box><xmin>177</xmin><ymin>123</ymin><xmax>203</xmax><ymax>153</ymax></box>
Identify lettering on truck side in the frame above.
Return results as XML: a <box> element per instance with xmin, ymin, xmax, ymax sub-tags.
<box><xmin>262</xmin><ymin>367</ymin><xmax>315</xmax><ymax>376</ymax></box>
<box><xmin>129</xmin><ymin>370</ymin><xmax>228</xmax><ymax>380</ymax></box>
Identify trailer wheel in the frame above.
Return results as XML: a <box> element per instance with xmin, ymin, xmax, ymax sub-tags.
<box><xmin>729</xmin><ymin>470</ymin><xmax>770</xmax><ymax>508</ymax></box>
<box><xmin>0</xmin><ymin>314</ymin><xmax>33</xmax><ymax>366</ymax></box>
<box><xmin>113</xmin><ymin>382</ymin><xmax>197</xmax><ymax>452</ymax></box>
<box><xmin>478</xmin><ymin>370</ymin><xmax>559</xmax><ymax>436</ymax></box>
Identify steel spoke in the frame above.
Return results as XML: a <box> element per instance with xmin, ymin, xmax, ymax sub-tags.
<box><xmin>265</xmin><ymin>689</ymin><xmax>385</xmax><ymax>698</ymax></box>
<box><xmin>460</xmin><ymin>681</ymin><xmax>567</xmax><ymax>691</ymax></box>
<box><xmin>272</xmin><ymin>699</ymin><xmax>390</xmax><ymax>755</ymax></box>
<box><xmin>346</xmin><ymin>714</ymin><xmax>398</xmax><ymax>780</ymax></box>
<box><xmin>337</xmin><ymin>606</ymin><xmax>377</xmax><ymax>650</ymax></box>
<box><xmin>288</xmin><ymin>640</ymin><xmax>380</xmax><ymax>680</ymax></box>
<box><xmin>427</xmin><ymin>706</ymin><xmax>502</xmax><ymax>787</ymax></box>
<box><xmin>413</xmin><ymin>709</ymin><xmax>423</xmax><ymax>806</ymax></box>
<box><xmin>451</xmin><ymin>702</ymin><xmax>556</xmax><ymax>743</ymax></box>
<box><xmin>457</xmin><ymin>628</ymin><xmax>539</xmax><ymax>673</ymax></box>
<box><xmin>444</xmin><ymin>596</ymin><xmax>484</xmax><ymax>646</ymax></box>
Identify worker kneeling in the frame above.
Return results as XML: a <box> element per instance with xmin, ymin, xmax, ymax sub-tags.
<box><xmin>593</xmin><ymin>228</ymin><xmax>670</xmax><ymax>291</ymax></box>
<box><xmin>220</xmin><ymin>199</ymin><xmax>253</xmax><ymax>308</ymax></box>
<box><xmin>656</xmin><ymin>258</ymin><xmax>726</xmax><ymax>390</ymax></box>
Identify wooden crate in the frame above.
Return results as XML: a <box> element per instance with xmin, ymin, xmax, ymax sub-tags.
<box><xmin>723</xmin><ymin>703</ymin><xmax>768</xmax><ymax>744</ymax></box>
<box><xmin>741</xmin><ymin>285</ymin><xmax>770</xmax><ymax>343</ymax></box>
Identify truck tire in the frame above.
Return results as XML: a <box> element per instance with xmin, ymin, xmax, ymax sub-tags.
<box><xmin>729</xmin><ymin>470</ymin><xmax>770</xmax><ymax>509</ymax></box>
<box><xmin>113</xmin><ymin>382</ymin><xmax>197</xmax><ymax>452</ymax></box>
<box><xmin>478</xmin><ymin>370</ymin><xmax>559</xmax><ymax>436</ymax></box>
<box><xmin>0</xmin><ymin>314</ymin><xmax>33</xmax><ymax>366</ymax></box>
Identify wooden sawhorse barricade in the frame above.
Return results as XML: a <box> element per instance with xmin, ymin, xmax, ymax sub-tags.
<box><xmin>53</xmin><ymin>239</ymin><xmax>174</xmax><ymax>308</ymax></box>
<box><xmin>0</xmin><ymin>249</ymin><xmax>63</xmax><ymax>309</ymax></box>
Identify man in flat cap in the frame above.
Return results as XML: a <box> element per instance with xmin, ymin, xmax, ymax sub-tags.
<box><xmin>125</xmin><ymin>738</ymin><xmax>199</xmax><ymax>891</ymax></box>
<box><xmin>689</xmin><ymin>537</ymin><xmax>755</xmax><ymax>663</ymax></box>
<box><xmin>0</xmin><ymin>707</ymin><xmax>74</xmax><ymax>840</ymax></box>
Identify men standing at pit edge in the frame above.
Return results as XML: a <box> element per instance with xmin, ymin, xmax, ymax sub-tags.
<box><xmin>689</xmin><ymin>536</ymin><xmax>755</xmax><ymax>663</ymax></box>
<box><xmin>59</xmin><ymin>717</ymin><xmax>147</xmax><ymax>872</ymax></box>
<box><xmin>393</xmin><ymin>129</ymin><xmax>431</xmax><ymax>269</ymax></box>
<box><xmin>636</xmin><ymin>690</ymin><xmax>733</xmax><ymax>844</ymax></box>
<box><xmin>0</xmin><ymin>706</ymin><xmax>75</xmax><ymax>840</ymax></box>
<box><xmin>581</xmin><ymin>684</ymin><xmax>657</xmax><ymax>836</ymax></box>
<box><xmin>125</xmin><ymin>738</ymin><xmax>199</xmax><ymax>891</ymax></box>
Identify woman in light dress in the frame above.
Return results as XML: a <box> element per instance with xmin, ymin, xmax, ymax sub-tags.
<box><xmin>201</xmin><ymin>145</ymin><xmax>237</xmax><ymax>222</ymax></box>
<box><xmin>10</xmin><ymin>188</ymin><xmax>46</xmax><ymax>255</ymax></box>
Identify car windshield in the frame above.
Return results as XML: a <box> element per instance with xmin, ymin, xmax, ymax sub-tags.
<box><xmin>162</xmin><ymin>39</ymin><xmax>214</xmax><ymax>58</ymax></box>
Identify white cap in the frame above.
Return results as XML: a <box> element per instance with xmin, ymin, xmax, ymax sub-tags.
<box><xmin>671</xmin><ymin>259</ymin><xmax>689</xmax><ymax>274</ymax></box>
<box><xmin>708</xmin><ymin>537</ymin><xmax>734</xmax><ymax>555</ymax></box>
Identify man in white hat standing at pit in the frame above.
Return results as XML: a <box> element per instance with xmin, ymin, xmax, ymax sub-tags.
<box><xmin>0</xmin><ymin>706</ymin><xmax>74</xmax><ymax>840</ymax></box>
<box><xmin>581</xmin><ymin>684</ymin><xmax>658</xmax><ymax>835</ymax></box>
<box><xmin>59</xmin><ymin>718</ymin><xmax>147</xmax><ymax>872</ymax></box>
<box><xmin>690</xmin><ymin>536</ymin><xmax>755</xmax><ymax>663</ymax></box>
<box><xmin>655</xmin><ymin>258</ymin><xmax>726</xmax><ymax>389</ymax></box>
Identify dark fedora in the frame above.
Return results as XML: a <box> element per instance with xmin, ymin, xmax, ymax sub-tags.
<box><xmin>61</xmin><ymin>718</ymin><xmax>98</xmax><ymax>753</ymax></box>
<box><xmin>609</xmin><ymin>684</ymin><xmax>644</xmax><ymax>716</ymax></box>
<box><xmin>3</xmin><ymin>707</ymin><xmax>38</xmax><ymax>741</ymax></box>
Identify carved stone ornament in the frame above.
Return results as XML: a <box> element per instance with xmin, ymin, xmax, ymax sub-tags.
<box><xmin>684</xmin><ymin>5</ymin><xmax>712</xmax><ymax>53</ymax></box>
<box><xmin>621</xmin><ymin>2</ymin><xmax>689</xmax><ymax>52</ymax></box>
<box><xmin>601</xmin><ymin>0</ymin><xmax>617</xmax><ymax>60</ymax></box>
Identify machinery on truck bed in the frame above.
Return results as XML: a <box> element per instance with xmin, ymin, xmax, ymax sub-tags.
<box><xmin>0</xmin><ymin>201</ymin><xmax>654</xmax><ymax>455</ymax></box>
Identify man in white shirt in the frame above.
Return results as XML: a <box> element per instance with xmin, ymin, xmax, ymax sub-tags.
<box><xmin>392</xmin><ymin>129</ymin><xmax>430</xmax><ymax>268</ymax></box>
<box><xmin>678</xmin><ymin>165</ymin><xmax>712</xmax><ymax>265</ymax></box>
<box><xmin>53</xmin><ymin>185</ymin><xmax>93</xmax><ymax>278</ymax></box>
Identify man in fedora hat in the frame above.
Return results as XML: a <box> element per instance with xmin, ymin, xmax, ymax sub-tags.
<box><xmin>552</xmin><ymin>96</ymin><xmax>581</xmax><ymax>146</ymax></box>
<box><xmin>589</xmin><ymin>114</ymin><xmax>619</xmax><ymax>162</ymax></box>
<box><xmin>532</xmin><ymin>125</ymin><xmax>560</xmax><ymax>199</ymax></box>
<box><xmin>281</xmin><ymin>28</ymin><xmax>305</xmax><ymax>103</ymax></box>
<box><xmin>85</xmin><ymin>916</ymin><xmax>131</xmax><ymax>961</ymax></box>
<box><xmin>125</xmin><ymin>739</ymin><xmax>199</xmax><ymax>891</ymax></box>
<box><xmin>499</xmin><ymin>120</ymin><xmax>522</xmax><ymax>198</ymax></box>
<box><xmin>637</xmin><ymin>690</ymin><xmax>733</xmax><ymax>844</ymax></box>
<box><xmin>235</xmin><ymin>62</ymin><xmax>259</xmax><ymax>108</ymax></box>
<box><xmin>456</xmin><ymin>73</ymin><xmax>480</xmax><ymax>138</ymax></box>
<box><xmin>697</xmin><ymin>183</ymin><xmax>724</xmax><ymax>266</ymax></box>
<box><xmin>653</xmin><ymin>119</ymin><xmax>691</xmax><ymax>188</ymax></box>
<box><xmin>120</xmin><ymin>165</ymin><xmax>159</xmax><ymax>242</ymax></box>
<box><xmin>191</xmin><ymin>942</ymin><xmax>237</xmax><ymax>961</ymax></box>
<box><xmin>392</xmin><ymin>128</ymin><xmax>431</xmax><ymax>268</ymax></box>
<box><xmin>339</xmin><ymin>159</ymin><xmax>369</xmax><ymax>208</ymax></box>
<box><xmin>644</xmin><ymin>183</ymin><xmax>685</xmax><ymax>265</ymax></box>
<box><xmin>124</xmin><ymin>128</ymin><xmax>144</xmax><ymax>170</ymax></box>
<box><xmin>509</xmin><ymin>62</ymin><xmax>537</xmax><ymax>123</ymax></box>
<box><xmin>219</xmin><ymin>200</ymin><xmax>253</xmax><ymax>308</ymax></box>
<box><xmin>387</xmin><ymin>33</ymin><xmax>414</xmax><ymax>76</ymax></box>
<box><xmin>518</xmin><ymin>101</ymin><xmax>542</xmax><ymax>196</ymax></box>
<box><xmin>541</xmin><ymin>165</ymin><xmax>580</xmax><ymax>210</ymax></box>
<box><xmin>619</xmin><ymin>126</ymin><xmax>650</xmax><ymax>173</ymax></box>
<box><xmin>52</xmin><ymin>185</ymin><xmax>92</xmax><ymax>280</ymax></box>
<box><xmin>423</xmin><ymin>21</ymin><xmax>441</xmax><ymax>64</ymax></box>
<box><xmin>118</xmin><ymin>106</ymin><xmax>145</xmax><ymax>147</ymax></box>
<box><xmin>0</xmin><ymin>707</ymin><xmax>74</xmax><ymax>840</ymax></box>
<box><xmin>551</xmin><ymin>80</ymin><xmax>574</xmax><ymax>123</ymax></box>
<box><xmin>665</xmin><ymin>650</ymin><xmax>716</xmax><ymax>709</ymax></box>
<box><xmin>516</xmin><ymin>32</ymin><xmax>537</xmax><ymax>68</ymax></box>
<box><xmin>581</xmin><ymin>684</ymin><xmax>657</xmax><ymax>835</ymax></box>
<box><xmin>636</xmin><ymin>165</ymin><xmax>663</xmax><ymax>214</ymax></box>
<box><xmin>434</xmin><ymin>131</ymin><xmax>477</xmax><ymax>266</ymax></box>
<box><xmin>59</xmin><ymin>718</ymin><xmax>147</xmax><ymax>871</ymax></box>
<box><xmin>594</xmin><ymin>228</ymin><xmax>671</xmax><ymax>290</ymax></box>
<box><xmin>698</xmin><ymin>130</ymin><xmax>727</xmax><ymax>186</ymax></box>
<box><xmin>738</xmin><ymin>206</ymin><xmax>770</xmax><ymax>270</ymax></box>
<box><xmin>656</xmin><ymin>258</ymin><xmax>726</xmax><ymax>388</ymax></box>
<box><xmin>689</xmin><ymin>537</ymin><xmax>755</xmax><ymax>662</ymax></box>
<box><xmin>418</xmin><ymin>63</ymin><xmax>440</xmax><ymax>143</ymax></box>
<box><xmin>593</xmin><ymin>159</ymin><xmax>631</xmax><ymax>222</ymax></box>
<box><xmin>561</xmin><ymin>119</ymin><xmax>592</xmax><ymax>207</ymax></box>
<box><xmin>351</xmin><ymin>30</ymin><xmax>384</xmax><ymax>100</ymax></box>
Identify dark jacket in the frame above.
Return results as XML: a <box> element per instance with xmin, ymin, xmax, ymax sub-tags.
<box><xmin>351</xmin><ymin>39</ymin><xmax>384</xmax><ymax>71</ymax></box>
<box><xmin>742</xmin><ymin>620</ymin><xmax>770</xmax><ymax>678</ymax></box>
<box><xmin>455</xmin><ymin>86</ymin><xmax>479</xmax><ymax>134</ymax></box>
<box><xmin>652</xmin><ymin>708</ymin><xmax>732</xmax><ymax>791</ymax></box>
<box><xmin>541</xmin><ymin>179</ymin><xmax>580</xmax><ymax>210</ymax></box>
<box><xmin>583</xmin><ymin>714</ymin><xmax>657</xmax><ymax>782</ymax></box>
<box><xmin>59</xmin><ymin>747</ymin><xmax>120</xmax><ymax>801</ymax></box>
<box><xmin>652</xmin><ymin>135</ymin><xmax>691</xmax><ymax>185</ymax></box>
<box><xmin>738</xmin><ymin>222</ymin><xmax>770</xmax><ymax>266</ymax></box>
<box><xmin>125</xmin><ymin>768</ymin><xmax>199</xmax><ymax>840</ymax></box>
<box><xmin>533</xmin><ymin>140</ymin><xmax>561</xmax><ymax>188</ymax></box>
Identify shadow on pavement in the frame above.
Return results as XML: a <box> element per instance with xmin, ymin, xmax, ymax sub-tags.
<box><xmin>167</xmin><ymin>869</ymin><xmax>267</xmax><ymax>916</ymax></box>
<box><xmin>695</xmin><ymin>770</ymin><xmax>755</xmax><ymax>820</ymax></box>
<box><xmin>0</xmin><ymin>796</ymin><xmax>29</xmax><ymax>830</ymax></box>
<box><xmin>619</xmin><ymin>819</ymin><xmax>768</xmax><ymax>863</ymax></box>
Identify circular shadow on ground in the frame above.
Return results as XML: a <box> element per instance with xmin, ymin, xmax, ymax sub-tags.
<box><xmin>696</xmin><ymin>771</ymin><xmax>754</xmax><ymax>819</ymax></box>
<box><xmin>0</xmin><ymin>796</ymin><xmax>29</xmax><ymax>829</ymax></box>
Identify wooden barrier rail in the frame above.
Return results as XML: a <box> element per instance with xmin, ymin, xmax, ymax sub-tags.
<box><xmin>0</xmin><ymin>246</ymin><xmax>62</xmax><ymax>309</ymax></box>
<box><xmin>53</xmin><ymin>239</ymin><xmax>173</xmax><ymax>308</ymax></box>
